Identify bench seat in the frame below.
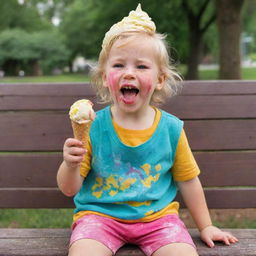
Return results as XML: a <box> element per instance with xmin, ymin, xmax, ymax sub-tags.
<box><xmin>0</xmin><ymin>228</ymin><xmax>256</xmax><ymax>256</ymax></box>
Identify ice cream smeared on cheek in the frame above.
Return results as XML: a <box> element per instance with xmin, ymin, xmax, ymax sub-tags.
<box><xmin>107</xmin><ymin>71</ymin><xmax>122</xmax><ymax>102</ymax></box>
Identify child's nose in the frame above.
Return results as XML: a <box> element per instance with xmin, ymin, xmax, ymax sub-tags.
<box><xmin>123</xmin><ymin>67</ymin><xmax>135</xmax><ymax>79</ymax></box>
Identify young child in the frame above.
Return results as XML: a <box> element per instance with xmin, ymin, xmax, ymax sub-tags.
<box><xmin>57</xmin><ymin>4</ymin><xmax>238</xmax><ymax>256</ymax></box>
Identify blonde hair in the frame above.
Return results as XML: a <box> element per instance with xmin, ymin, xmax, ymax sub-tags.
<box><xmin>91</xmin><ymin>31</ymin><xmax>182</xmax><ymax>106</ymax></box>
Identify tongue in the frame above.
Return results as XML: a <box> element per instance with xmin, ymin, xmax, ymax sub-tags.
<box><xmin>121</xmin><ymin>90</ymin><xmax>137</xmax><ymax>104</ymax></box>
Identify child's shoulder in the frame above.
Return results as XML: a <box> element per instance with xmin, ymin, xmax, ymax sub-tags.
<box><xmin>91</xmin><ymin>106</ymin><xmax>110</xmax><ymax>127</ymax></box>
<box><xmin>159</xmin><ymin>108</ymin><xmax>182</xmax><ymax>123</ymax></box>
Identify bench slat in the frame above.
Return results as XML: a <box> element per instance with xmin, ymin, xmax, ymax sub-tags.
<box><xmin>0</xmin><ymin>83</ymin><xmax>94</xmax><ymax>96</ymax></box>
<box><xmin>2</xmin><ymin>95</ymin><xmax>255</xmax><ymax>119</ymax></box>
<box><xmin>1</xmin><ymin>152</ymin><xmax>256</xmax><ymax>188</ymax></box>
<box><xmin>1</xmin><ymin>113</ymin><xmax>255</xmax><ymax>151</ymax></box>
<box><xmin>166</xmin><ymin>95</ymin><xmax>256</xmax><ymax>119</ymax></box>
<box><xmin>180</xmin><ymin>80</ymin><xmax>256</xmax><ymax>95</ymax></box>
<box><xmin>0</xmin><ymin>228</ymin><xmax>255</xmax><ymax>256</ymax></box>
<box><xmin>1</xmin><ymin>188</ymin><xmax>255</xmax><ymax>209</ymax></box>
<box><xmin>1</xmin><ymin>81</ymin><xmax>256</xmax><ymax>96</ymax></box>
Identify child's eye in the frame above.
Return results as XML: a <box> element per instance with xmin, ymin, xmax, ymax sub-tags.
<box><xmin>113</xmin><ymin>63</ymin><xmax>123</xmax><ymax>68</ymax></box>
<box><xmin>137</xmin><ymin>65</ymin><xmax>148</xmax><ymax>69</ymax></box>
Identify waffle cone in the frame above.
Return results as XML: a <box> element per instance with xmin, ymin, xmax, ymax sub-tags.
<box><xmin>71</xmin><ymin>121</ymin><xmax>91</xmax><ymax>146</ymax></box>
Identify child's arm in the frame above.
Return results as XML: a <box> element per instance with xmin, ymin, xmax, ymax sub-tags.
<box><xmin>178</xmin><ymin>177</ymin><xmax>238</xmax><ymax>247</ymax></box>
<box><xmin>57</xmin><ymin>138</ymin><xmax>86</xmax><ymax>197</ymax></box>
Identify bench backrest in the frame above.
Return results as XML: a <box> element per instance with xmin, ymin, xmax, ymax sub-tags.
<box><xmin>0</xmin><ymin>81</ymin><xmax>255</xmax><ymax>209</ymax></box>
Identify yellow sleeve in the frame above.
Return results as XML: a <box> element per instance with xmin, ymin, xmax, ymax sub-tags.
<box><xmin>172</xmin><ymin>129</ymin><xmax>200</xmax><ymax>181</ymax></box>
<box><xmin>80</xmin><ymin>137</ymin><xmax>92</xmax><ymax>177</ymax></box>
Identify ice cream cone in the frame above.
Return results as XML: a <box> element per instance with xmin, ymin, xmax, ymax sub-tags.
<box><xmin>71</xmin><ymin>120</ymin><xmax>91</xmax><ymax>147</ymax></box>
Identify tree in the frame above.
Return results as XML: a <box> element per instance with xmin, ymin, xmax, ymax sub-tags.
<box><xmin>0</xmin><ymin>29</ymin><xmax>69</xmax><ymax>75</ymax></box>
<box><xmin>0</xmin><ymin>0</ymin><xmax>52</xmax><ymax>31</ymax></box>
<box><xmin>216</xmin><ymin>0</ymin><xmax>244</xmax><ymax>79</ymax></box>
<box><xmin>181</xmin><ymin>0</ymin><xmax>216</xmax><ymax>79</ymax></box>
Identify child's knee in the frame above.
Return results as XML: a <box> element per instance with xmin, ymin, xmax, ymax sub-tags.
<box><xmin>152</xmin><ymin>243</ymin><xmax>198</xmax><ymax>256</ymax></box>
<box><xmin>69</xmin><ymin>238</ymin><xmax>113</xmax><ymax>256</ymax></box>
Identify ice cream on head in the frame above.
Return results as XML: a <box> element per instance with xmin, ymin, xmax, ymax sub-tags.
<box><xmin>102</xmin><ymin>3</ymin><xmax>156</xmax><ymax>48</ymax></box>
<box><xmin>69</xmin><ymin>99</ymin><xmax>95</xmax><ymax>124</ymax></box>
<box><xmin>69</xmin><ymin>99</ymin><xmax>95</xmax><ymax>145</ymax></box>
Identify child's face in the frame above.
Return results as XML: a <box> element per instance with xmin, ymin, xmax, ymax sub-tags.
<box><xmin>103</xmin><ymin>35</ymin><xmax>165</xmax><ymax>113</ymax></box>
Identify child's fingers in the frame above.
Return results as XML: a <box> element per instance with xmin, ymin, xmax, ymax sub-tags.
<box><xmin>66</xmin><ymin>154</ymin><xmax>84</xmax><ymax>165</ymax></box>
<box><xmin>65</xmin><ymin>138</ymin><xmax>83</xmax><ymax>148</ymax></box>
<box><xmin>202</xmin><ymin>236</ymin><xmax>215</xmax><ymax>248</ymax></box>
<box><xmin>69</xmin><ymin>146</ymin><xmax>86</xmax><ymax>156</ymax></box>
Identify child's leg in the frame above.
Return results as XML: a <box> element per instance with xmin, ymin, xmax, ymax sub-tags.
<box><xmin>69</xmin><ymin>214</ymin><xmax>125</xmax><ymax>255</ymax></box>
<box><xmin>135</xmin><ymin>214</ymin><xmax>197</xmax><ymax>256</ymax></box>
<box><xmin>152</xmin><ymin>243</ymin><xmax>198</xmax><ymax>256</ymax></box>
<box><xmin>69</xmin><ymin>238</ymin><xmax>113</xmax><ymax>256</ymax></box>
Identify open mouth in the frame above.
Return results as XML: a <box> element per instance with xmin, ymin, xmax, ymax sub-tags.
<box><xmin>120</xmin><ymin>86</ymin><xmax>139</xmax><ymax>104</ymax></box>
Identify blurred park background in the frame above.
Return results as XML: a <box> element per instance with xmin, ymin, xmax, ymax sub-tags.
<box><xmin>0</xmin><ymin>0</ymin><xmax>255</xmax><ymax>82</ymax></box>
<box><xmin>0</xmin><ymin>0</ymin><xmax>256</xmax><ymax>229</ymax></box>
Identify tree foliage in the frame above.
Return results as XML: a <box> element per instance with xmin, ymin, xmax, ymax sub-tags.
<box><xmin>0</xmin><ymin>29</ymin><xmax>69</xmax><ymax>75</ymax></box>
<box><xmin>60</xmin><ymin>0</ymin><xmax>216</xmax><ymax>77</ymax></box>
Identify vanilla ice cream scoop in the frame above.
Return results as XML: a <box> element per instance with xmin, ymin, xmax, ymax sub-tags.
<box><xmin>69</xmin><ymin>99</ymin><xmax>96</xmax><ymax>124</ymax></box>
<box><xmin>102</xmin><ymin>3</ymin><xmax>156</xmax><ymax>48</ymax></box>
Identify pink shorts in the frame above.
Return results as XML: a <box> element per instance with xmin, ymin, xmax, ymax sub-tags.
<box><xmin>70</xmin><ymin>214</ymin><xmax>196</xmax><ymax>256</ymax></box>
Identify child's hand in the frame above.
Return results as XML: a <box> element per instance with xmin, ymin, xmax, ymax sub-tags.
<box><xmin>63</xmin><ymin>138</ymin><xmax>86</xmax><ymax>168</ymax></box>
<box><xmin>200</xmin><ymin>225</ymin><xmax>238</xmax><ymax>248</ymax></box>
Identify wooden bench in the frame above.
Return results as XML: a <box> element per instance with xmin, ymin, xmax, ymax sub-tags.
<box><xmin>0</xmin><ymin>80</ymin><xmax>255</xmax><ymax>256</ymax></box>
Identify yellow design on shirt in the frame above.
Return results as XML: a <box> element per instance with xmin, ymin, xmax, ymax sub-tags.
<box><xmin>141</xmin><ymin>163</ymin><xmax>151</xmax><ymax>175</ymax></box>
<box><xmin>120</xmin><ymin>178</ymin><xmax>137</xmax><ymax>191</ymax></box>
<box><xmin>92</xmin><ymin>191</ymin><xmax>103</xmax><ymax>198</ymax></box>
<box><xmin>155</xmin><ymin>164</ymin><xmax>161</xmax><ymax>171</ymax></box>
<box><xmin>141</xmin><ymin>173</ymin><xmax>160</xmax><ymax>187</ymax></box>
<box><xmin>126</xmin><ymin>200</ymin><xmax>152</xmax><ymax>207</ymax></box>
<box><xmin>92</xmin><ymin>177</ymin><xmax>103</xmax><ymax>190</ymax></box>
<box><xmin>103</xmin><ymin>175</ymin><xmax>119</xmax><ymax>190</ymax></box>
<box><xmin>109</xmin><ymin>190</ymin><xmax>118</xmax><ymax>196</ymax></box>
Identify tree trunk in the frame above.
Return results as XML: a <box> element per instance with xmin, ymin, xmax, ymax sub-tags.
<box><xmin>30</xmin><ymin>59</ymin><xmax>43</xmax><ymax>76</ymax></box>
<box><xmin>182</xmin><ymin>0</ymin><xmax>216</xmax><ymax>80</ymax></box>
<box><xmin>186</xmin><ymin>24</ymin><xmax>202</xmax><ymax>80</ymax></box>
<box><xmin>216</xmin><ymin>0</ymin><xmax>244</xmax><ymax>79</ymax></box>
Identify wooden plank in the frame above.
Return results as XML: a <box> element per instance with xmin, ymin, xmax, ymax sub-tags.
<box><xmin>0</xmin><ymin>96</ymin><xmax>97</xmax><ymax>111</ymax></box>
<box><xmin>0</xmin><ymin>188</ymin><xmax>74</xmax><ymax>208</ymax></box>
<box><xmin>1</xmin><ymin>152</ymin><xmax>256</xmax><ymax>188</ymax></box>
<box><xmin>0</xmin><ymin>228</ymin><xmax>256</xmax><ymax>256</ymax></box>
<box><xmin>0</xmin><ymin>112</ymin><xmax>72</xmax><ymax>151</ymax></box>
<box><xmin>0</xmin><ymin>154</ymin><xmax>62</xmax><ymax>188</ymax></box>
<box><xmin>180</xmin><ymin>80</ymin><xmax>256</xmax><ymax>95</ymax></box>
<box><xmin>165</xmin><ymin>95</ymin><xmax>256</xmax><ymax>119</ymax></box>
<box><xmin>0</xmin><ymin>188</ymin><xmax>255</xmax><ymax>209</ymax></box>
<box><xmin>0</xmin><ymin>83</ymin><xmax>94</xmax><ymax>96</ymax></box>
<box><xmin>185</xmin><ymin>119</ymin><xmax>256</xmax><ymax>150</ymax></box>
<box><xmin>194</xmin><ymin>151</ymin><xmax>256</xmax><ymax>187</ymax></box>
<box><xmin>2</xmin><ymin>95</ymin><xmax>256</xmax><ymax>119</ymax></box>
<box><xmin>1</xmin><ymin>113</ymin><xmax>255</xmax><ymax>151</ymax></box>
<box><xmin>176</xmin><ymin>188</ymin><xmax>256</xmax><ymax>209</ymax></box>
<box><xmin>1</xmin><ymin>81</ymin><xmax>256</xmax><ymax>96</ymax></box>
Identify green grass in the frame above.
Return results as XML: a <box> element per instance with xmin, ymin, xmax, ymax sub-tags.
<box><xmin>0</xmin><ymin>74</ymin><xmax>89</xmax><ymax>83</ymax></box>
<box><xmin>199</xmin><ymin>67</ymin><xmax>256</xmax><ymax>80</ymax></box>
<box><xmin>0</xmin><ymin>209</ymin><xmax>73</xmax><ymax>228</ymax></box>
<box><xmin>213</xmin><ymin>217</ymin><xmax>256</xmax><ymax>229</ymax></box>
<box><xmin>0</xmin><ymin>209</ymin><xmax>255</xmax><ymax>228</ymax></box>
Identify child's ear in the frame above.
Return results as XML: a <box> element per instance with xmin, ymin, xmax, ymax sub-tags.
<box><xmin>102</xmin><ymin>73</ymin><xmax>108</xmax><ymax>88</ymax></box>
<box><xmin>156</xmin><ymin>73</ymin><xmax>166</xmax><ymax>90</ymax></box>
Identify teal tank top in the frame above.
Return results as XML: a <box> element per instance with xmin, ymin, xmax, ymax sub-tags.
<box><xmin>74</xmin><ymin>106</ymin><xmax>183</xmax><ymax>220</ymax></box>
